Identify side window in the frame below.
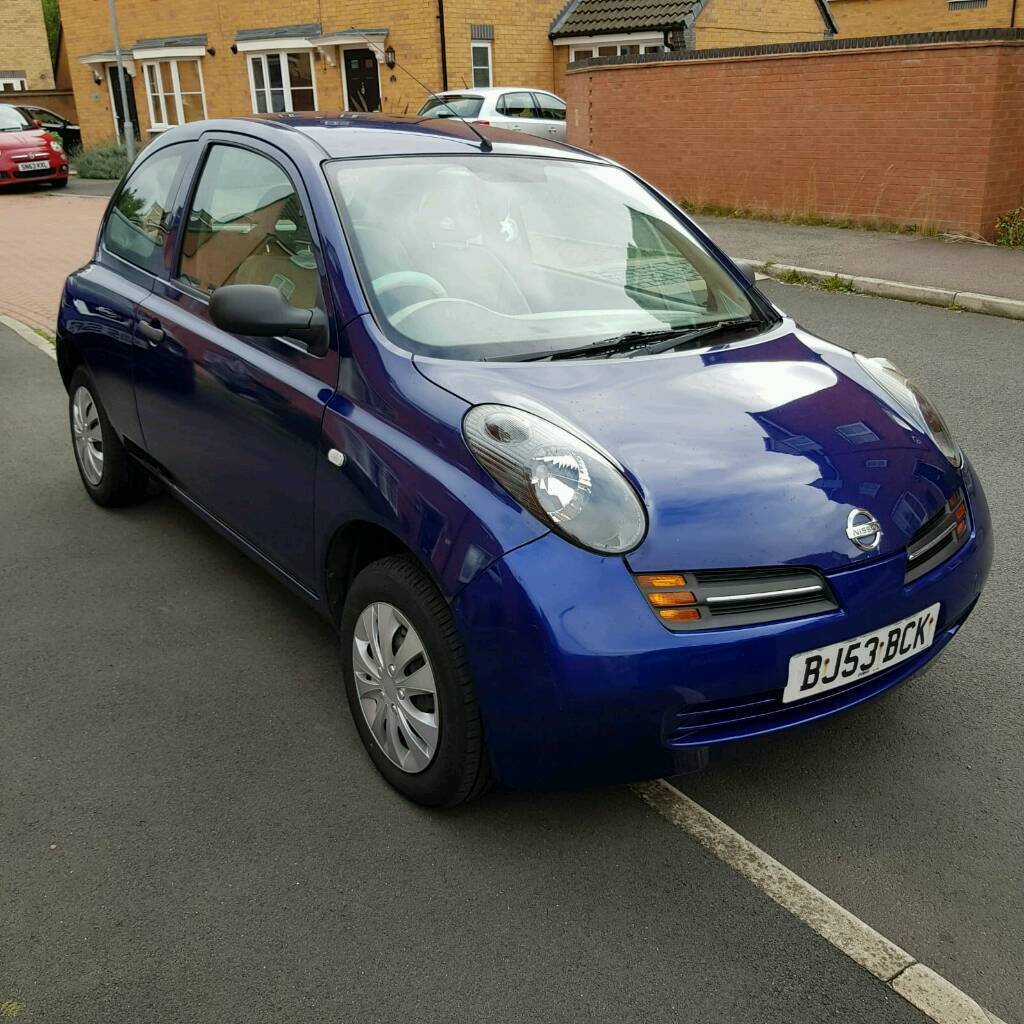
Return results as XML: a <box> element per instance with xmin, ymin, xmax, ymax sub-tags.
<box><xmin>178</xmin><ymin>145</ymin><xmax>320</xmax><ymax>310</ymax></box>
<box><xmin>497</xmin><ymin>92</ymin><xmax>537</xmax><ymax>118</ymax></box>
<box><xmin>104</xmin><ymin>146</ymin><xmax>184</xmax><ymax>274</ymax></box>
<box><xmin>534</xmin><ymin>94</ymin><xmax>566</xmax><ymax>121</ymax></box>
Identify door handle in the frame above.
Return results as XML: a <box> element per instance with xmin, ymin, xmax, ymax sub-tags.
<box><xmin>138</xmin><ymin>319</ymin><xmax>164</xmax><ymax>345</ymax></box>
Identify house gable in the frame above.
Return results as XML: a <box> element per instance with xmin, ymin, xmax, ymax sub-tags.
<box><xmin>694</xmin><ymin>0</ymin><xmax>837</xmax><ymax>46</ymax></box>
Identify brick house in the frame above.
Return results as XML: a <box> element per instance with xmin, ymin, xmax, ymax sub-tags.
<box><xmin>62</xmin><ymin>0</ymin><xmax>839</xmax><ymax>147</ymax></box>
<box><xmin>0</xmin><ymin>0</ymin><xmax>55</xmax><ymax>93</ymax></box>
<box><xmin>828</xmin><ymin>0</ymin><xmax>1020</xmax><ymax>36</ymax></box>
<box><xmin>551</xmin><ymin>0</ymin><xmax>839</xmax><ymax>93</ymax></box>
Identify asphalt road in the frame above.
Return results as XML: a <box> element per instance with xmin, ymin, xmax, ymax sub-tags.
<box><xmin>678</xmin><ymin>282</ymin><xmax>1024</xmax><ymax>1020</ymax></box>
<box><xmin>0</xmin><ymin>283</ymin><xmax>1019</xmax><ymax>1022</ymax></box>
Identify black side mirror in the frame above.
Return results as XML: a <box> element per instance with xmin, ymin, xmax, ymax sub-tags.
<box><xmin>210</xmin><ymin>284</ymin><xmax>329</xmax><ymax>357</ymax></box>
<box><xmin>735</xmin><ymin>260</ymin><xmax>757</xmax><ymax>288</ymax></box>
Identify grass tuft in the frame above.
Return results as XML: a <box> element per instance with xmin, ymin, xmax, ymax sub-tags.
<box><xmin>818</xmin><ymin>274</ymin><xmax>854</xmax><ymax>293</ymax></box>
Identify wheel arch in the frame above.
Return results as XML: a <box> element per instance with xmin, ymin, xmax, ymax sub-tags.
<box><xmin>55</xmin><ymin>333</ymin><xmax>85</xmax><ymax>392</ymax></box>
<box><xmin>323</xmin><ymin>519</ymin><xmax>430</xmax><ymax>624</ymax></box>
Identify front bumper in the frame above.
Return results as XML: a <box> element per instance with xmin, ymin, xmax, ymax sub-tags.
<box><xmin>0</xmin><ymin>154</ymin><xmax>68</xmax><ymax>185</ymax></box>
<box><xmin>453</xmin><ymin>463</ymin><xmax>993</xmax><ymax>789</ymax></box>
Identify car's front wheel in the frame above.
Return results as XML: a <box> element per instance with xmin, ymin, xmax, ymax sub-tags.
<box><xmin>68</xmin><ymin>366</ymin><xmax>148</xmax><ymax>506</ymax></box>
<box><xmin>339</xmin><ymin>555</ymin><xmax>492</xmax><ymax>807</ymax></box>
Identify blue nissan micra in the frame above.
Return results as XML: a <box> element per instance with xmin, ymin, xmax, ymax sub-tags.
<box><xmin>57</xmin><ymin>114</ymin><xmax>992</xmax><ymax>806</ymax></box>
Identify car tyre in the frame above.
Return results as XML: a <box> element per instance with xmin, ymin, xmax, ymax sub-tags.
<box><xmin>340</xmin><ymin>555</ymin><xmax>492</xmax><ymax>807</ymax></box>
<box><xmin>52</xmin><ymin>178</ymin><xmax>69</xmax><ymax>189</ymax></box>
<box><xmin>68</xmin><ymin>366</ymin><xmax>149</xmax><ymax>506</ymax></box>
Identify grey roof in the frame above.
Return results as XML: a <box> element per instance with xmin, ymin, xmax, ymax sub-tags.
<box><xmin>235</xmin><ymin>23</ymin><xmax>321</xmax><ymax>42</ymax></box>
<box><xmin>550</xmin><ymin>0</ymin><xmax>701</xmax><ymax>37</ymax></box>
<box><xmin>131</xmin><ymin>34</ymin><xmax>207</xmax><ymax>49</ymax></box>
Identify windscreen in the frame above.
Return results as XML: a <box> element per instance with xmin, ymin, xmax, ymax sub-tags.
<box><xmin>418</xmin><ymin>95</ymin><xmax>484</xmax><ymax>118</ymax></box>
<box><xmin>326</xmin><ymin>155</ymin><xmax>757</xmax><ymax>361</ymax></box>
<box><xmin>0</xmin><ymin>106</ymin><xmax>30</xmax><ymax>131</ymax></box>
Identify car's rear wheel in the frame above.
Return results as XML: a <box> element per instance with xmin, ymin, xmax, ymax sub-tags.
<box><xmin>68</xmin><ymin>367</ymin><xmax>148</xmax><ymax>506</ymax></box>
<box><xmin>339</xmin><ymin>555</ymin><xmax>492</xmax><ymax>807</ymax></box>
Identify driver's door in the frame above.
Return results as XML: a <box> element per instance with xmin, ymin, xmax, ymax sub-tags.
<box><xmin>133</xmin><ymin>138</ymin><xmax>339</xmax><ymax>588</ymax></box>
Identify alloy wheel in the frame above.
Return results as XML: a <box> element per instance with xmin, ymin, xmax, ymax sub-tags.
<box><xmin>72</xmin><ymin>385</ymin><xmax>103</xmax><ymax>485</ymax></box>
<box><xmin>352</xmin><ymin>601</ymin><xmax>440</xmax><ymax>773</ymax></box>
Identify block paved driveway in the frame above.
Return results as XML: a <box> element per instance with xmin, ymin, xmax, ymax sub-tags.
<box><xmin>1</xmin><ymin>197</ymin><xmax>1021</xmax><ymax>1022</ymax></box>
<box><xmin>0</xmin><ymin>186</ymin><xmax>108</xmax><ymax>332</ymax></box>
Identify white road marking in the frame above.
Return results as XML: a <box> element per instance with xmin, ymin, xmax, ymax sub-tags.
<box><xmin>0</xmin><ymin>313</ymin><xmax>56</xmax><ymax>360</ymax></box>
<box><xmin>634</xmin><ymin>779</ymin><xmax>1010</xmax><ymax>1024</ymax></box>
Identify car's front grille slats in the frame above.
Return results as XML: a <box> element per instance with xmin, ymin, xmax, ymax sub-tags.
<box><xmin>905</xmin><ymin>489</ymin><xmax>969</xmax><ymax>583</ymax></box>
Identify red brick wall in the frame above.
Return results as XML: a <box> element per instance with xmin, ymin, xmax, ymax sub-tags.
<box><xmin>565</xmin><ymin>40</ymin><xmax>1024</xmax><ymax>240</ymax></box>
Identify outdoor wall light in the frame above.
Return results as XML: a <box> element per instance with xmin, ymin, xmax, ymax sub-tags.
<box><xmin>230</xmin><ymin>43</ymin><xmax>238</xmax><ymax>54</ymax></box>
<box><xmin>207</xmin><ymin>46</ymin><xmax>216</xmax><ymax>56</ymax></box>
<box><xmin>91</xmin><ymin>68</ymin><xmax>102</xmax><ymax>84</ymax></box>
<box><xmin>385</xmin><ymin>46</ymin><xmax>396</xmax><ymax>69</ymax></box>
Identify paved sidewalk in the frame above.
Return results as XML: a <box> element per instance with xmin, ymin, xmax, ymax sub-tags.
<box><xmin>4</xmin><ymin>190</ymin><xmax>1024</xmax><ymax>333</ymax></box>
<box><xmin>0</xmin><ymin>191</ymin><xmax>105</xmax><ymax>332</ymax></box>
<box><xmin>696</xmin><ymin>215</ymin><xmax>1024</xmax><ymax>305</ymax></box>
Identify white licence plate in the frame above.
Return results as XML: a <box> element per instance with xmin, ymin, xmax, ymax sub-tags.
<box><xmin>784</xmin><ymin>603</ymin><xmax>940</xmax><ymax>703</ymax></box>
<box><xmin>18</xmin><ymin>160</ymin><xmax>50</xmax><ymax>172</ymax></box>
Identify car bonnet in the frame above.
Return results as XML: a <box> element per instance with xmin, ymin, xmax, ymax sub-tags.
<box><xmin>414</xmin><ymin>326</ymin><xmax>963</xmax><ymax>573</ymax></box>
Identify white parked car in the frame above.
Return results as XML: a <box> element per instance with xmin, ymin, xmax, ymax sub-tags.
<box><xmin>418</xmin><ymin>87</ymin><xmax>567</xmax><ymax>142</ymax></box>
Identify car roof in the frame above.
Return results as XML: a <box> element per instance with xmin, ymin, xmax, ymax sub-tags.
<box><xmin>432</xmin><ymin>87</ymin><xmax>562</xmax><ymax>98</ymax></box>
<box><xmin>152</xmin><ymin>113</ymin><xmax>596</xmax><ymax>163</ymax></box>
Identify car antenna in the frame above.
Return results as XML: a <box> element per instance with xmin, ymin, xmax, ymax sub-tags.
<box><xmin>347</xmin><ymin>28</ymin><xmax>492</xmax><ymax>152</ymax></box>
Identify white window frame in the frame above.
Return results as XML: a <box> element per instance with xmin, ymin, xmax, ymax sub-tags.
<box><xmin>245</xmin><ymin>51</ymin><xmax>318</xmax><ymax>114</ymax></box>
<box><xmin>0</xmin><ymin>74</ymin><xmax>27</xmax><ymax>92</ymax></box>
<box><xmin>142</xmin><ymin>58</ymin><xmax>207</xmax><ymax>132</ymax></box>
<box><xmin>470</xmin><ymin>40</ymin><xmax>493</xmax><ymax>87</ymax></box>
<box><xmin>560</xmin><ymin>32</ymin><xmax>666</xmax><ymax>61</ymax></box>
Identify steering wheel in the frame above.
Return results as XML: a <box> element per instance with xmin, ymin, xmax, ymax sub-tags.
<box><xmin>372</xmin><ymin>271</ymin><xmax>448</xmax><ymax>303</ymax></box>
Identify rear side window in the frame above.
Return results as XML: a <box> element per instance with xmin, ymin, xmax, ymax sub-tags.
<box><xmin>419</xmin><ymin>95</ymin><xmax>483</xmax><ymax>118</ymax></box>
<box><xmin>496</xmin><ymin>92</ymin><xmax>537</xmax><ymax>118</ymax></box>
<box><xmin>178</xmin><ymin>145</ymin><xmax>320</xmax><ymax>310</ymax></box>
<box><xmin>104</xmin><ymin>146</ymin><xmax>184</xmax><ymax>275</ymax></box>
<box><xmin>534</xmin><ymin>94</ymin><xmax>566</xmax><ymax>121</ymax></box>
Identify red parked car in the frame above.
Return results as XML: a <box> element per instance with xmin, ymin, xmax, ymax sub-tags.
<box><xmin>0</xmin><ymin>104</ymin><xmax>68</xmax><ymax>189</ymax></box>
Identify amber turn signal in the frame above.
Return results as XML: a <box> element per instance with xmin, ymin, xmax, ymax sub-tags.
<box><xmin>637</xmin><ymin>573</ymin><xmax>686</xmax><ymax>588</ymax></box>
<box><xmin>648</xmin><ymin>590</ymin><xmax>697</xmax><ymax>607</ymax></box>
<box><xmin>659</xmin><ymin>608</ymin><xmax>700</xmax><ymax>622</ymax></box>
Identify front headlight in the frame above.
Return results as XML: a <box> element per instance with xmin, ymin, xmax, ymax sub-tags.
<box><xmin>463</xmin><ymin>404</ymin><xmax>647</xmax><ymax>554</ymax></box>
<box><xmin>50</xmin><ymin>140</ymin><xmax>63</xmax><ymax>153</ymax></box>
<box><xmin>855</xmin><ymin>355</ymin><xmax>961</xmax><ymax>468</ymax></box>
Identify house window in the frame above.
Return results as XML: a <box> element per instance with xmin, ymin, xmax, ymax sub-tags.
<box><xmin>0</xmin><ymin>73</ymin><xmax>27</xmax><ymax>92</ymax></box>
<box><xmin>142</xmin><ymin>59</ymin><xmax>207</xmax><ymax>131</ymax></box>
<box><xmin>247</xmin><ymin>52</ymin><xmax>317</xmax><ymax>114</ymax></box>
<box><xmin>571</xmin><ymin>42</ymin><xmax>665</xmax><ymax>60</ymax></box>
<box><xmin>471</xmin><ymin>42</ymin><xmax>492</xmax><ymax>87</ymax></box>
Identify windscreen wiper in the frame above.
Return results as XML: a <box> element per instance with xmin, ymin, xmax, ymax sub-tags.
<box><xmin>528</xmin><ymin>316</ymin><xmax>763</xmax><ymax>362</ymax></box>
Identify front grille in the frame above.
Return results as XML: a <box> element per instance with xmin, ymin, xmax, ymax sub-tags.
<box><xmin>665</xmin><ymin>597</ymin><xmax>976</xmax><ymax>746</ymax></box>
<box><xmin>635</xmin><ymin>565</ymin><xmax>837</xmax><ymax>631</ymax></box>
<box><xmin>905</xmin><ymin>489</ymin><xmax>969</xmax><ymax>583</ymax></box>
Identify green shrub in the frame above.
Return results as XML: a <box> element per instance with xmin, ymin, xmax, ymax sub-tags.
<box><xmin>73</xmin><ymin>142</ymin><xmax>130</xmax><ymax>180</ymax></box>
<box><xmin>995</xmin><ymin>207</ymin><xmax>1024</xmax><ymax>248</ymax></box>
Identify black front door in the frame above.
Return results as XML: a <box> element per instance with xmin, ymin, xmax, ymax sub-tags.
<box><xmin>107</xmin><ymin>65</ymin><xmax>139</xmax><ymax>141</ymax></box>
<box><xmin>344</xmin><ymin>49</ymin><xmax>381</xmax><ymax>112</ymax></box>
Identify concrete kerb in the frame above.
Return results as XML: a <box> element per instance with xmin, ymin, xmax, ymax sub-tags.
<box><xmin>739</xmin><ymin>260</ymin><xmax>1024</xmax><ymax>321</ymax></box>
